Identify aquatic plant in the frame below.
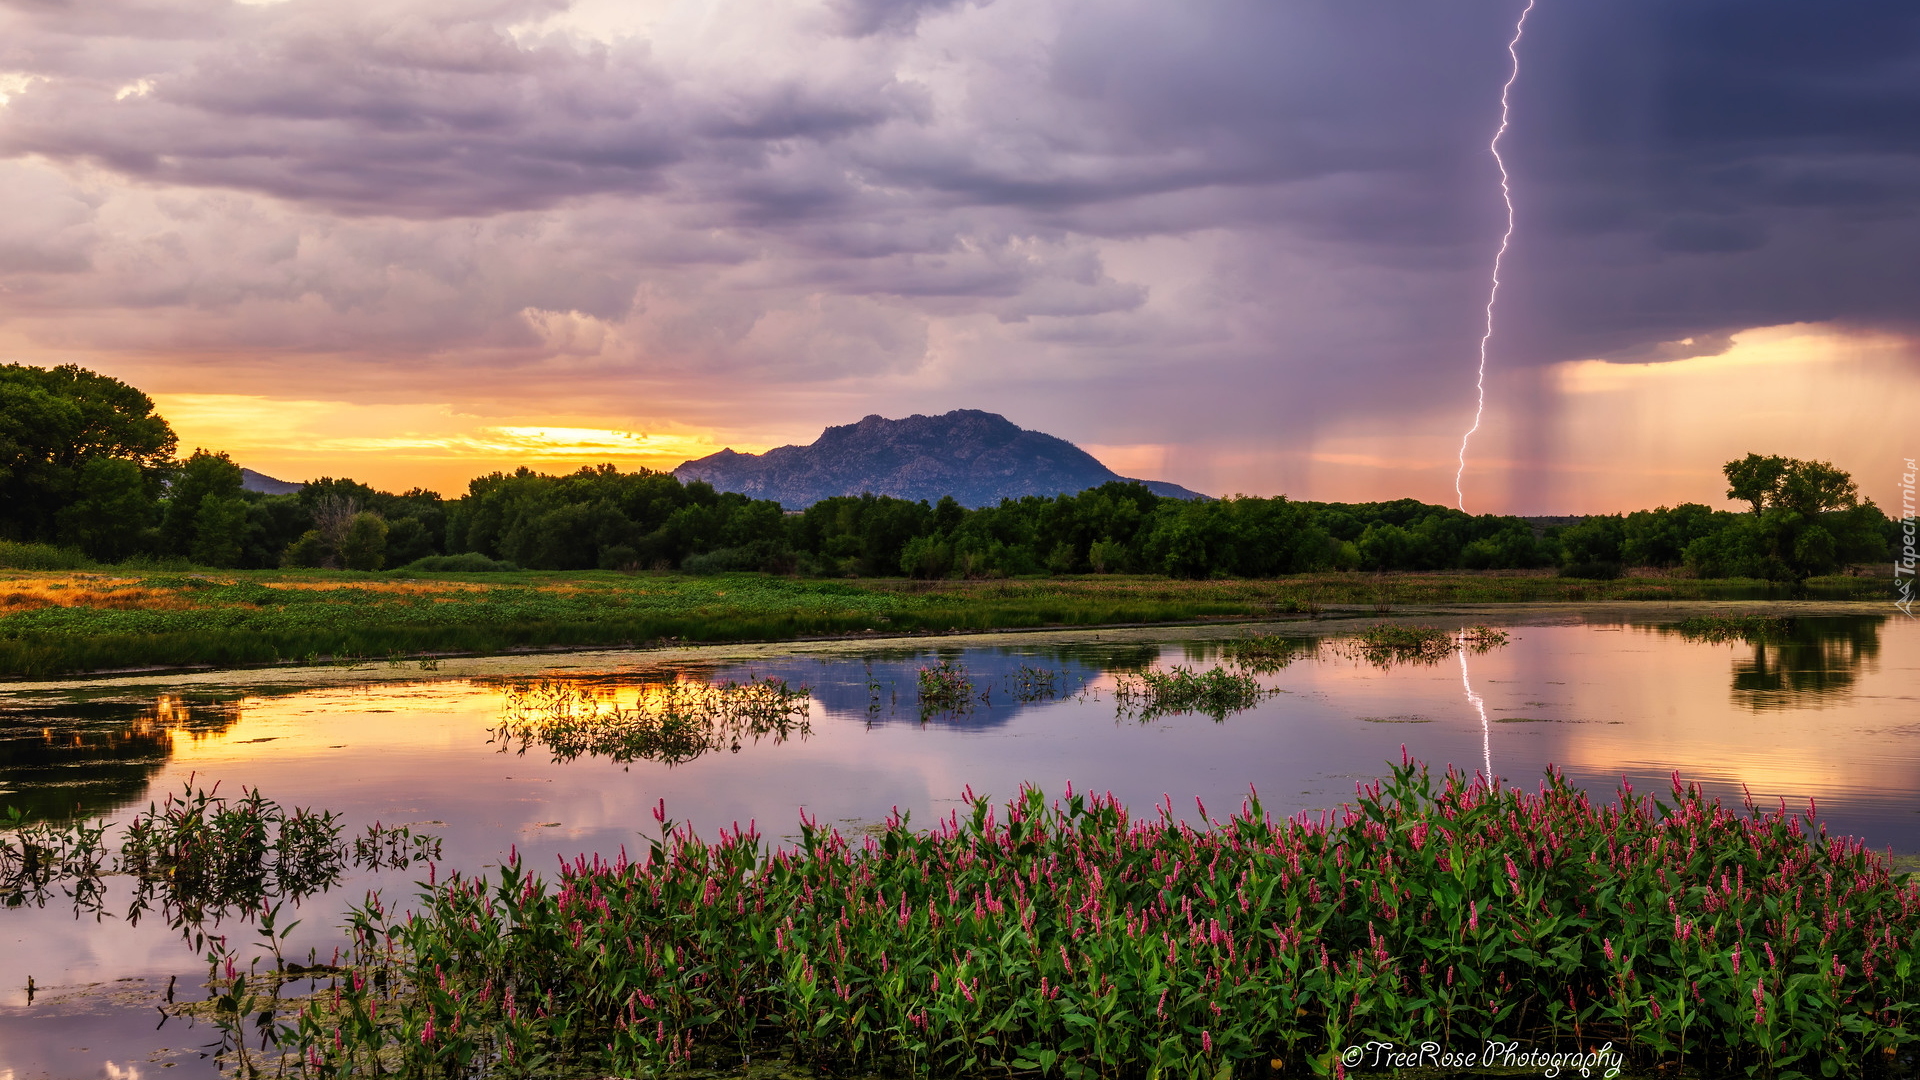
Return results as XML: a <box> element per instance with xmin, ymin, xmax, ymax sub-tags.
<box><xmin>249</xmin><ymin>757</ymin><xmax>1920</xmax><ymax>1078</ymax></box>
<box><xmin>916</xmin><ymin>659</ymin><xmax>975</xmax><ymax>717</ymax></box>
<box><xmin>0</xmin><ymin>806</ymin><xmax>111</xmax><ymax>909</ymax></box>
<box><xmin>1339</xmin><ymin>623</ymin><xmax>1510</xmax><ymax>668</ymax></box>
<box><xmin>494</xmin><ymin>677</ymin><xmax>812</xmax><ymax>766</ymax></box>
<box><xmin>1115</xmin><ymin>665</ymin><xmax>1267</xmax><ymax>721</ymax></box>
<box><xmin>1674</xmin><ymin>613</ymin><xmax>1793</xmax><ymax>643</ymax></box>
<box><xmin>1009</xmin><ymin>663</ymin><xmax>1060</xmax><ymax>702</ymax></box>
<box><xmin>1220</xmin><ymin>634</ymin><xmax>1316</xmax><ymax>674</ymax></box>
<box><xmin>2</xmin><ymin>783</ymin><xmax>436</xmax><ymax>931</ymax></box>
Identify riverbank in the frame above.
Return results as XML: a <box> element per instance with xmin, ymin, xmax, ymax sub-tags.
<box><xmin>0</xmin><ymin>567</ymin><xmax>1893</xmax><ymax>679</ymax></box>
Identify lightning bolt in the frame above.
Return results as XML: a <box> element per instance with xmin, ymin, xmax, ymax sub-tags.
<box><xmin>1458</xmin><ymin>638</ymin><xmax>1492</xmax><ymax>782</ymax></box>
<box><xmin>1455</xmin><ymin>0</ymin><xmax>1536</xmax><ymax>512</ymax></box>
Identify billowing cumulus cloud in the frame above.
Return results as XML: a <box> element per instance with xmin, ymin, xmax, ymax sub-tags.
<box><xmin>0</xmin><ymin>0</ymin><xmax>1915</xmax><ymax>509</ymax></box>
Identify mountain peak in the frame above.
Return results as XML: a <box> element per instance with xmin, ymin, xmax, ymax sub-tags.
<box><xmin>675</xmin><ymin>410</ymin><xmax>1204</xmax><ymax>508</ymax></box>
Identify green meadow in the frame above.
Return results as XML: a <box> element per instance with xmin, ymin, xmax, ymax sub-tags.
<box><xmin>0</xmin><ymin>566</ymin><xmax>1890</xmax><ymax>678</ymax></box>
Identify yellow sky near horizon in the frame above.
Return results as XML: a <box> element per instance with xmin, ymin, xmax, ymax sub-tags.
<box><xmin>149</xmin><ymin>322</ymin><xmax>1917</xmax><ymax>511</ymax></box>
<box><xmin>149</xmin><ymin>395</ymin><xmax>746</xmax><ymax>493</ymax></box>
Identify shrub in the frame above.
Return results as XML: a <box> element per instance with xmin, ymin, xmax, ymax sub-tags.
<box><xmin>1561</xmin><ymin>560</ymin><xmax>1623</xmax><ymax>580</ymax></box>
<box><xmin>339</xmin><ymin>511</ymin><xmax>388</xmax><ymax>571</ymax></box>
<box><xmin>0</xmin><ymin>540</ymin><xmax>95</xmax><ymax>570</ymax></box>
<box><xmin>399</xmin><ymin>553</ymin><xmax>518</xmax><ymax>573</ymax></box>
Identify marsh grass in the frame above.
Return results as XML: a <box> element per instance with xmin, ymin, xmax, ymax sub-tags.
<box><xmin>227</xmin><ymin>757</ymin><xmax>1920</xmax><ymax>1078</ymax></box>
<box><xmin>494</xmin><ymin>677</ymin><xmax>812</xmax><ymax>766</ymax></box>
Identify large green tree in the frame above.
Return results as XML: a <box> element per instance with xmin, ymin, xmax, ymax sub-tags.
<box><xmin>160</xmin><ymin>449</ymin><xmax>245</xmax><ymax>561</ymax></box>
<box><xmin>1702</xmin><ymin>453</ymin><xmax>1887</xmax><ymax>580</ymax></box>
<box><xmin>0</xmin><ymin>364</ymin><xmax>176</xmax><ymax>543</ymax></box>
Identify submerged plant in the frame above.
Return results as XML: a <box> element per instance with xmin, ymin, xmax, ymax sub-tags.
<box><xmin>1115</xmin><ymin>664</ymin><xmax>1267</xmax><ymax>721</ymax></box>
<box><xmin>258</xmin><ymin>757</ymin><xmax>1920</xmax><ymax>1078</ymax></box>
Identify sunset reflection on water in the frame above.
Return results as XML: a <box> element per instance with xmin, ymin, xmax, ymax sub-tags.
<box><xmin>2</xmin><ymin>614</ymin><xmax>1915</xmax><ymax>1028</ymax></box>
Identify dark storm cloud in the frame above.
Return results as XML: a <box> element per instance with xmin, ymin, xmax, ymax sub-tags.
<box><xmin>0</xmin><ymin>0</ymin><xmax>1915</xmax><ymax>391</ymax></box>
<box><xmin>831</xmin><ymin>0</ymin><xmax>978</xmax><ymax>38</ymax></box>
<box><xmin>1496</xmin><ymin>0</ymin><xmax>1920</xmax><ymax>363</ymax></box>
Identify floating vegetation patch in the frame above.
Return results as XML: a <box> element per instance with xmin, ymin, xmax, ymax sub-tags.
<box><xmin>1335</xmin><ymin>623</ymin><xmax>1510</xmax><ymax>668</ymax></box>
<box><xmin>495</xmin><ymin>677</ymin><xmax>812</xmax><ymax>766</ymax></box>
<box><xmin>916</xmin><ymin>659</ymin><xmax>976</xmax><ymax>717</ymax></box>
<box><xmin>234</xmin><ymin>760</ymin><xmax>1920</xmax><ymax>1079</ymax></box>
<box><xmin>1356</xmin><ymin>715</ymin><xmax>1433</xmax><ymax>724</ymax></box>
<box><xmin>1219</xmin><ymin>634</ymin><xmax>1317</xmax><ymax>674</ymax></box>
<box><xmin>1674</xmin><ymin>613</ymin><xmax>1794</xmax><ymax>643</ymax></box>
<box><xmin>1493</xmin><ymin>716</ymin><xmax>1556</xmax><ymax>724</ymax></box>
<box><xmin>1115</xmin><ymin>665</ymin><xmax>1268</xmax><ymax>721</ymax></box>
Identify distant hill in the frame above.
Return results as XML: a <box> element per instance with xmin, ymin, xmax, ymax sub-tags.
<box><xmin>241</xmin><ymin>468</ymin><xmax>303</xmax><ymax>495</ymax></box>
<box><xmin>674</xmin><ymin>410</ymin><xmax>1206</xmax><ymax>509</ymax></box>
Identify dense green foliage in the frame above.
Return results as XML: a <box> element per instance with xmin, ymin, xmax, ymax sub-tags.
<box><xmin>0</xmin><ymin>364</ymin><xmax>1898</xmax><ymax>582</ymax></box>
<box><xmin>225</xmin><ymin>759</ymin><xmax>1920</xmax><ymax>1077</ymax></box>
<box><xmin>0</xmin><ymin>363</ymin><xmax>176</xmax><ymax>548</ymax></box>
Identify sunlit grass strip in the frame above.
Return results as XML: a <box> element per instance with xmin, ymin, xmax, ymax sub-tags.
<box><xmin>261</xmin><ymin>759</ymin><xmax>1920</xmax><ymax>1078</ymax></box>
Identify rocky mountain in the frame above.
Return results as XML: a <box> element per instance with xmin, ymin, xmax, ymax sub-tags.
<box><xmin>673</xmin><ymin>410</ymin><xmax>1205</xmax><ymax>509</ymax></box>
<box><xmin>240</xmin><ymin>468</ymin><xmax>303</xmax><ymax>495</ymax></box>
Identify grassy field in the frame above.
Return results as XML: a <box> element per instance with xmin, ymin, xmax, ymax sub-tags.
<box><xmin>0</xmin><ymin>566</ymin><xmax>1893</xmax><ymax>678</ymax></box>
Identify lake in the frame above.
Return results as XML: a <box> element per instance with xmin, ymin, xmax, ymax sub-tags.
<box><xmin>0</xmin><ymin>604</ymin><xmax>1912</xmax><ymax>1078</ymax></box>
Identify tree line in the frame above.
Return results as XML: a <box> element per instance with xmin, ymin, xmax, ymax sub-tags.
<box><xmin>0</xmin><ymin>363</ymin><xmax>1897</xmax><ymax>581</ymax></box>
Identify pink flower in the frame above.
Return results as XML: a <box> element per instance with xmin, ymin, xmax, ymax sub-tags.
<box><xmin>1202</xmin><ymin>1030</ymin><xmax>1213</xmax><ymax>1053</ymax></box>
<box><xmin>1603</xmin><ymin>938</ymin><xmax>1615</xmax><ymax>963</ymax></box>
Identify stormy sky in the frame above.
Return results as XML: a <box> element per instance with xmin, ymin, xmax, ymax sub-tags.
<box><xmin>1</xmin><ymin>0</ymin><xmax>1915</xmax><ymax>511</ymax></box>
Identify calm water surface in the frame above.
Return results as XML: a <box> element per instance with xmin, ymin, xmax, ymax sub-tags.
<box><xmin>0</xmin><ymin>611</ymin><xmax>1913</xmax><ymax>1078</ymax></box>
